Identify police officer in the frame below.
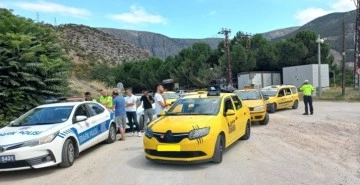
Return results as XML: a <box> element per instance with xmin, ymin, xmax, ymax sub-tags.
<box><xmin>300</xmin><ymin>80</ymin><xmax>314</xmax><ymax>115</ymax></box>
<box><xmin>99</xmin><ymin>89</ymin><xmax>113</xmax><ymax>109</ymax></box>
<box><xmin>84</xmin><ymin>92</ymin><xmax>97</xmax><ymax>102</ymax></box>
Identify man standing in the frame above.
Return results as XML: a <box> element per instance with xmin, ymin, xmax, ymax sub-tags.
<box><xmin>138</xmin><ymin>90</ymin><xmax>154</xmax><ymax>130</ymax></box>
<box><xmin>99</xmin><ymin>90</ymin><xmax>113</xmax><ymax>109</ymax></box>
<box><xmin>125</xmin><ymin>88</ymin><xmax>141</xmax><ymax>137</ymax></box>
<box><xmin>154</xmin><ymin>84</ymin><xmax>166</xmax><ymax>117</ymax></box>
<box><xmin>300</xmin><ymin>80</ymin><xmax>314</xmax><ymax>115</ymax></box>
<box><xmin>112</xmin><ymin>90</ymin><xmax>126</xmax><ymax>141</ymax></box>
<box><xmin>84</xmin><ymin>92</ymin><xmax>97</xmax><ymax>102</ymax></box>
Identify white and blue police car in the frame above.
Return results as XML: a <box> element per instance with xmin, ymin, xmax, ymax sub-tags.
<box><xmin>0</xmin><ymin>101</ymin><xmax>116</xmax><ymax>171</ymax></box>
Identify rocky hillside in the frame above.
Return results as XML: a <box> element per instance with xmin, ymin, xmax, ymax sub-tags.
<box><xmin>58</xmin><ymin>24</ymin><xmax>150</xmax><ymax>64</ymax></box>
<box><xmin>262</xmin><ymin>27</ymin><xmax>300</xmax><ymax>40</ymax></box>
<box><xmin>98</xmin><ymin>28</ymin><xmax>222</xmax><ymax>59</ymax></box>
<box><xmin>272</xmin><ymin>10</ymin><xmax>356</xmax><ymax>63</ymax></box>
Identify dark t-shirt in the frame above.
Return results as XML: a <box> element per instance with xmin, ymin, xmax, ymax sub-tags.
<box><xmin>140</xmin><ymin>95</ymin><xmax>154</xmax><ymax>109</ymax></box>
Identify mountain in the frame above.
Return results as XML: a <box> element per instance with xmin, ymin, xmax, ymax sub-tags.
<box><xmin>98</xmin><ymin>28</ymin><xmax>222</xmax><ymax>59</ymax></box>
<box><xmin>262</xmin><ymin>27</ymin><xmax>300</xmax><ymax>40</ymax></box>
<box><xmin>271</xmin><ymin>10</ymin><xmax>356</xmax><ymax>63</ymax></box>
<box><xmin>57</xmin><ymin>24</ymin><xmax>150</xmax><ymax>64</ymax></box>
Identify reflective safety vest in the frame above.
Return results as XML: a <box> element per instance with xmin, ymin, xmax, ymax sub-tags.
<box><xmin>300</xmin><ymin>84</ymin><xmax>314</xmax><ymax>96</ymax></box>
<box><xmin>99</xmin><ymin>96</ymin><xmax>113</xmax><ymax>108</ymax></box>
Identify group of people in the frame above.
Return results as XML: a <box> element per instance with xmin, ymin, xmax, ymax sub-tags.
<box><xmin>84</xmin><ymin>84</ymin><xmax>168</xmax><ymax>141</ymax></box>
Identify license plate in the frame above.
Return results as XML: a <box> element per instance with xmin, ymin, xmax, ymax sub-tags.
<box><xmin>157</xmin><ymin>145</ymin><xmax>181</xmax><ymax>152</ymax></box>
<box><xmin>0</xmin><ymin>155</ymin><xmax>15</xmax><ymax>163</ymax></box>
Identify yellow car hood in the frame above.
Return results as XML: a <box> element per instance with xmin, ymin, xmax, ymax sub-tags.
<box><xmin>150</xmin><ymin>116</ymin><xmax>215</xmax><ymax>133</ymax></box>
<box><xmin>242</xmin><ymin>99</ymin><xmax>264</xmax><ymax>108</ymax></box>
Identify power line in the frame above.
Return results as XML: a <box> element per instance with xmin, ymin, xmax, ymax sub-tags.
<box><xmin>218</xmin><ymin>28</ymin><xmax>232</xmax><ymax>85</ymax></box>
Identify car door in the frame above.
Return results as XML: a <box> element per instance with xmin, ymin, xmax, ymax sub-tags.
<box><xmin>223</xmin><ymin>97</ymin><xmax>237</xmax><ymax>144</ymax></box>
<box><xmin>231</xmin><ymin>95</ymin><xmax>247</xmax><ymax>138</ymax></box>
<box><xmin>72</xmin><ymin>104</ymin><xmax>98</xmax><ymax>151</ymax></box>
<box><xmin>283</xmin><ymin>88</ymin><xmax>293</xmax><ymax>107</ymax></box>
<box><xmin>276</xmin><ymin>89</ymin><xmax>286</xmax><ymax>109</ymax></box>
<box><xmin>85</xmin><ymin>103</ymin><xmax>110</xmax><ymax>143</ymax></box>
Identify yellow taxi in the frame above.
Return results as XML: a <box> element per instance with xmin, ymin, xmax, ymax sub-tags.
<box><xmin>234</xmin><ymin>89</ymin><xmax>269</xmax><ymax>125</ymax></box>
<box><xmin>261</xmin><ymin>85</ymin><xmax>300</xmax><ymax>113</ymax></box>
<box><xmin>143</xmin><ymin>86</ymin><xmax>251</xmax><ymax>163</ymax></box>
<box><xmin>163</xmin><ymin>91</ymin><xmax>180</xmax><ymax>107</ymax></box>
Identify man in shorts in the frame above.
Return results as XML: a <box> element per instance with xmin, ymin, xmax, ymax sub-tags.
<box><xmin>112</xmin><ymin>90</ymin><xmax>126</xmax><ymax>141</ymax></box>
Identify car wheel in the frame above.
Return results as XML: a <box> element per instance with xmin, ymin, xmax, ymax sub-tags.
<box><xmin>106</xmin><ymin>123</ymin><xmax>116</xmax><ymax>144</ymax></box>
<box><xmin>269</xmin><ymin>103</ymin><xmax>276</xmax><ymax>113</ymax></box>
<box><xmin>59</xmin><ymin>139</ymin><xmax>75</xmax><ymax>167</ymax></box>
<box><xmin>213</xmin><ymin>135</ymin><xmax>224</xmax><ymax>164</ymax></box>
<box><xmin>240</xmin><ymin>121</ymin><xmax>251</xmax><ymax>140</ymax></box>
<box><xmin>139</xmin><ymin>115</ymin><xmax>145</xmax><ymax>130</ymax></box>
<box><xmin>292</xmin><ymin>100</ymin><xmax>299</xmax><ymax>109</ymax></box>
<box><xmin>259</xmin><ymin>112</ymin><xmax>269</xmax><ymax>125</ymax></box>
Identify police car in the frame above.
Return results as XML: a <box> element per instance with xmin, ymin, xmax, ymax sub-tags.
<box><xmin>0</xmin><ymin>102</ymin><xmax>117</xmax><ymax>171</ymax></box>
<box><xmin>143</xmin><ymin>86</ymin><xmax>251</xmax><ymax>163</ymax></box>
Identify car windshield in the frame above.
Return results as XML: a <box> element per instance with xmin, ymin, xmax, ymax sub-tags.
<box><xmin>235</xmin><ymin>91</ymin><xmax>262</xmax><ymax>100</ymax></box>
<box><xmin>164</xmin><ymin>93</ymin><xmax>180</xmax><ymax>99</ymax></box>
<box><xmin>10</xmin><ymin>106</ymin><xmax>74</xmax><ymax>127</ymax></box>
<box><xmin>167</xmin><ymin>98</ymin><xmax>221</xmax><ymax>115</ymax></box>
<box><xmin>261</xmin><ymin>89</ymin><xmax>278</xmax><ymax>97</ymax></box>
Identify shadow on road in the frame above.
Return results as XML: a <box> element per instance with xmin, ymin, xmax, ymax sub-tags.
<box><xmin>0</xmin><ymin>142</ymin><xmax>106</xmax><ymax>182</ymax></box>
<box><xmin>126</xmin><ymin>153</ymin><xmax>214</xmax><ymax>172</ymax></box>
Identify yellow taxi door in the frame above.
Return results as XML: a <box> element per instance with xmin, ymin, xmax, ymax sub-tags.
<box><xmin>283</xmin><ymin>88</ymin><xmax>293</xmax><ymax>108</ymax></box>
<box><xmin>277</xmin><ymin>89</ymin><xmax>286</xmax><ymax>109</ymax></box>
<box><xmin>223</xmin><ymin>96</ymin><xmax>237</xmax><ymax>144</ymax></box>
<box><xmin>230</xmin><ymin>95</ymin><xmax>246</xmax><ymax>138</ymax></box>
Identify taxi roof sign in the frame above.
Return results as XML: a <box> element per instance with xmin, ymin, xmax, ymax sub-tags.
<box><xmin>207</xmin><ymin>85</ymin><xmax>220</xmax><ymax>96</ymax></box>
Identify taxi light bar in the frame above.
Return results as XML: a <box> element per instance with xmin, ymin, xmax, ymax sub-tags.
<box><xmin>207</xmin><ymin>85</ymin><xmax>220</xmax><ymax>96</ymax></box>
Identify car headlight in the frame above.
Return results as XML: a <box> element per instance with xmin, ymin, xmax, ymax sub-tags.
<box><xmin>253</xmin><ymin>106</ymin><xmax>264</xmax><ymax>111</ymax></box>
<box><xmin>188</xmin><ymin>127</ymin><xmax>210</xmax><ymax>140</ymax></box>
<box><xmin>145</xmin><ymin>128</ymin><xmax>153</xmax><ymax>138</ymax></box>
<box><xmin>22</xmin><ymin>131</ymin><xmax>59</xmax><ymax>147</ymax></box>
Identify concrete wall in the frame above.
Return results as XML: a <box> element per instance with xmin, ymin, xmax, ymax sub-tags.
<box><xmin>283</xmin><ymin>64</ymin><xmax>329</xmax><ymax>88</ymax></box>
<box><xmin>237</xmin><ymin>72</ymin><xmax>281</xmax><ymax>89</ymax></box>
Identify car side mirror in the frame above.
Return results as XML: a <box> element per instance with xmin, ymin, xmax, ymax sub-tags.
<box><xmin>226</xmin><ymin>109</ymin><xmax>235</xmax><ymax>116</ymax></box>
<box><xmin>264</xmin><ymin>96</ymin><xmax>269</xmax><ymax>100</ymax></box>
<box><xmin>76</xmin><ymin>115</ymin><xmax>87</xmax><ymax>122</ymax></box>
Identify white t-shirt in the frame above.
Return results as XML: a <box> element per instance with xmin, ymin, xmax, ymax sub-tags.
<box><xmin>154</xmin><ymin>93</ymin><xmax>165</xmax><ymax>115</ymax></box>
<box><xmin>125</xmin><ymin>95</ymin><xmax>137</xmax><ymax>112</ymax></box>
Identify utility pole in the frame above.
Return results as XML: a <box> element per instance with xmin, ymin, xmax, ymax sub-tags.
<box><xmin>218</xmin><ymin>28</ymin><xmax>232</xmax><ymax>85</ymax></box>
<box><xmin>36</xmin><ymin>12</ymin><xmax>39</xmax><ymax>22</ymax></box>
<box><xmin>316</xmin><ymin>34</ymin><xmax>324</xmax><ymax>97</ymax></box>
<box><xmin>341</xmin><ymin>20</ymin><xmax>346</xmax><ymax>96</ymax></box>
<box><xmin>354</xmin><ymin>0</ymin><xmax>360</xmax><ymax>92</ymax></box>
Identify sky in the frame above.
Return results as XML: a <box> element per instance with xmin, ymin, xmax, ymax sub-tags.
<box><xmin>0</xmin><ymin>0</ymin><xmax>357</xmax><ymax>38</ymax></box>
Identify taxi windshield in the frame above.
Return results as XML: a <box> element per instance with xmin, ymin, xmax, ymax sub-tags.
<box><xmin>235</xmin><ymin>91</ymin><xmax>262</xmax><ymax>100</ymax></box>
<box><xmin>167</xmin><ymin>98</ymin><xmax>221</xmax><ymax>115</ymax></box>
<box><xmin>261</xmin><ymin>89</ymin><xmax>278</xmax><ymax>97</ymax></box>
<box><xmin>164</xmin><ymin>93</ymin><xmax>180</xmax><ymax>99</ymax></box>
<box><xmin>10</xmin><ymin>106</ymin><xmax>74</xmax><ymax>127</ymax></box>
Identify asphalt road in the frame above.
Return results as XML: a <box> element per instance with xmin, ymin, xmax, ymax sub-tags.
<box><xmin>0</xmin><ymin>101</ymin><xmax>359</xmax><ymax>185</ymax></box>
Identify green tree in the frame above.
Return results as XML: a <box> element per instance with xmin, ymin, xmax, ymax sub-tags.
<box><xmin>0</xmin><ymin>9</ymin><xmax>70</xmax><ymax>124</ymax></box>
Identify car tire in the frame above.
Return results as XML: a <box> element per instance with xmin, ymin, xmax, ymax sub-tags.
<box><xmin>139</xmin><ymin>115</ymin><xmax>145</xmax><ymax>130</ymax></box>
<box><xmin>59</xmin><ymin>139</ymin><xmax>75</xmax><ymax>167</ymax></box>
<box><xmin>292</xmin><ymin>100</ymin><xmax>299</xmax><ymax>109</ymax></box>
<box><xmin>213</xmin><ymin>135</ymin><xmax>224</xmax><ymax>164</ymax></box>
<box><xmin>269</xmin><ymin>103</ymin><xmax>276</xmax><ymax>113</ymax></box>
<box><xmin>106</xmin><ymin>123</ymin><xmax>116</xmax><ymax>144</ymax></box>
<box><xmin>259</xmin><ymin>112</ymin><xmax>269</xmax><ymax>125</ymax></box>
<box><xmin>240</xmin><ymin>121</ymin><xmax>251</xmax><ymax>140</ymax></box>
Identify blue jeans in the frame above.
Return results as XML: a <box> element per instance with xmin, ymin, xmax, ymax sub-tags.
<box><xmin>126</xmin><ymin>111</ymin><xmax>140</xmax><ymax>133</ymax></box>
